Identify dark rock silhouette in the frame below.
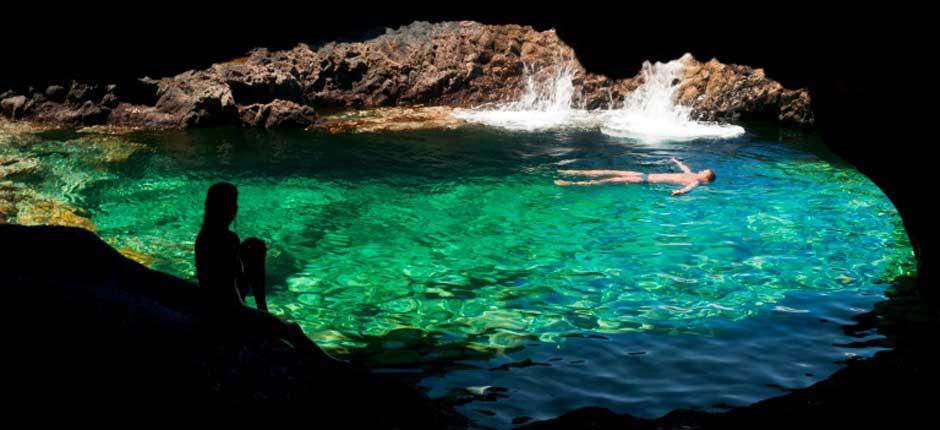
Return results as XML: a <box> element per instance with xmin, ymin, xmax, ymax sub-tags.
<box><xmin>0</xmin><ymin>21</ymin><xmax>812</xmax><ymax>129</ymax></box>
<box><xmin>0</xmin><ymin>224</ymin><xmax>454</xmax><ymax>427</ymax></box>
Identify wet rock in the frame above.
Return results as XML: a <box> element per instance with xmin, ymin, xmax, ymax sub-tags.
<box><xmin>154</xmin><ymin>71</ymin><xmax>238</xmax><ymax>127</ymax></box>
<box><xmin>301</xmin><ymin>21</ymin><xmax>592</xmax><ymax>108</ymax></box>
<box><xmin>0</xmin><ymin>156</ymin><xmax>40</xmax><ymax>178</ymax></box>
<box><xmin>1</xmin><ymin>95</ymin><xmax>27</xmax><ymax>119</ymax></box>
<box><xmin>116</xmin><ymin>77</ymin><xmax>161</xmax><ymax>106</ymax></box>
<box><xmin>108</xmin><ymin>103</ymin><xmax>177</xmax><ymax>128</ymax></box>
<box><xmin>239</xmin><ymin>99</ymin><xmax>317</xmax><ymax>128</ymax></box>
<box><xmin>15</xmin><ymin>198</ymin><xmax>97</xmax><ymax>232</ymax></box>
<box><xmin>101</xmin><ymin>84</ymin><xmax>120</xmax><ymax>108</ymax></box>
<box><xmin>1</xmin><ymin>21</ymin><xmax>813</xmax><ymax>129</ymax></box>
<box><xmin>676</xmin><ymin>54</ymin><xmax>814</xmax><ymax>126</ymax></box>
<box><xmin>312</xmin><ymin>106</ymin><xmax>465</xmax><ymax>133</ymax></box>
<box><xmin>66</xmin><ymin>81</ymin><xmax>104</xmax><ymax>105</ymax></box>
<box><xmin>0</xmin><ymin>181</ymin><xmax>18</xmax><ymax>223</ymax></box>
<box><xmin>45</xmin><ymin>84</ymin><xmax>67</xmax><ymax>102</ymax></box>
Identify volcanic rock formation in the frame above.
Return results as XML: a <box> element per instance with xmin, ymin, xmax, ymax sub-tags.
<box><xmin>1</xmin><ymin>21</ymin><xmax>813</xmax><ymax>129</ymax></box>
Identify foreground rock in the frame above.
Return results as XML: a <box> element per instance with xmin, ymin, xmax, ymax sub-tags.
<box><xmin>0</xmin><ymin>224</ymin><xmax>457</xmax><ymax>426</ymax></box>
<box><xmin>1</xmin><ymin>21</ymin><xmax>812</xmax><ymax>130</ymax></box>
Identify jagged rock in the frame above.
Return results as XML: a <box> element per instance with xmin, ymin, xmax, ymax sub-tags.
<box><xmin>677</xmin><ymin>54</ymin><xmax>814</xmax><ymax>125</ymax></box>
<box><xmin>108</xmin><ymin>103</ymin><xmax>178</xmax><ymax>127</ymax></box>
<box><xmin>0</xmin><ymin>21</ymin><xmax>813</xmax><ymax>129</ymax></box>
<box><xmin>45</xmin><ymin>84</ymin><xmax>67</xmax><ymax>102</ymax></box>
<box><xmin>239</xmin><ymin>99</ymin><xmax>317</xmax><ymax>128</ymax></box>
<box><xmin>101</xmin><ymin>84</ymin><xmax>119</xmax><ymax>108</ymax></box>
<box><xmin>297</xmin><ymin>21</ymin><xmax>596</xmax><ymax>108</ymax></box>
<box><xmin>154</xmin><ymin>71</ymin><xmax>238</xmax><ymax>127</ymax></box>
<box><xmin>66</xmin><ymin>81</ymin><xmax>104</xmax><ymax>105</ymax></box>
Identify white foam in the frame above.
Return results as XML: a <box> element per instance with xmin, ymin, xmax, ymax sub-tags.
<box><xmin>452</xmin><ymin>54</ymin><xmax>745</xmax><ymax>142</ymax></box>
<box><xmin>599</xmin><ymin>55</ymin><xmax>745</xmax><ymax>142</ymax></box>
<box><xmin>453</xmin><ymin>62</ymin><xmax>601</xmax><ymax>131</ymax></box>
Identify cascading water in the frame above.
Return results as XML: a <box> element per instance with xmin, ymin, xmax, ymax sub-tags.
<box><xmin>452</xmin><ymin>61</ymin><xmax>598</xmax><ymax>131</ymax></box>
<box><xmin>453</xmin><ymin>53</ymin><xmax>746</xmax><ymax>142</ymax></box>
<box><xmin>600</xmin><ymin>54</ymin><xmax>745</xmax><ymax>142</ymax></box>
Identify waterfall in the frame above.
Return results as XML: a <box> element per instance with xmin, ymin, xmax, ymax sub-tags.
<box><xmin>600</xmin><ymin>54</ymin><xmax>745</xmax><ymax>142</ymax></box>
<box><xmin>452</xmin><ymin>61</ymin><xmax>597</xmax><ymax>131</ymax></box>
<box><xmin>453</xmin><ymin>54</ymin><xmax>745</xmax><ymax>141</ymax></box>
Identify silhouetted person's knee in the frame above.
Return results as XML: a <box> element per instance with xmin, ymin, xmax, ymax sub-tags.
<box><xmin>239</xmin><ymin>237</ymin><xmax>268</xmax><ymax>311</ymax></box>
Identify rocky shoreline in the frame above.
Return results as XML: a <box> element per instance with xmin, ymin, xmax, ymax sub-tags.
<box><xmin>1</xmin><ymin>224</ymin><xmax>459</xmax><ymax>426</ymax></box>
<box><xmin>1</xmin><ymin>21</ymin><xmax>813</xmax><ymax>130</ymax></box>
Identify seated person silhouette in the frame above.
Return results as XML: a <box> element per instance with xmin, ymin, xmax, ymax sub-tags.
<box><xmin>554</xmin><ymin>158</ymin><xmax>715</xmax><ymax>196</ymax></box>
<box><xmin>195</xmin><ymin>182</ymin><xmax>266</xmax><ymax>311</ymax></box>
<box><xmin>195</xmin><ymin>182</ymin><xmax>329</xmax><ymax>358</ymax></box>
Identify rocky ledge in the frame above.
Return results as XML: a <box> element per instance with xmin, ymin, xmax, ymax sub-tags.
<box><xmin>1</xmin><ymin>21</ymin><xmax>812</xmax><ymax>130</ymax></box>
<box><xmin>0</xmin><ymin>224</ymin><xmax>457</xmax><ymax>426</ymax></box>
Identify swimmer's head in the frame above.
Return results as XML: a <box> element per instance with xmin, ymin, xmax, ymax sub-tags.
<box><xmin>697</xmin><ymin>169</ymin><xmax>716</xmax><ymax>183</ymax></box>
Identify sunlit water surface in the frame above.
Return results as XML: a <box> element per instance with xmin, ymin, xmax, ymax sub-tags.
<box><xmin>4</xmin><ymin>123</ymin><xmax>914</xmax><ymax>428</ymax></box>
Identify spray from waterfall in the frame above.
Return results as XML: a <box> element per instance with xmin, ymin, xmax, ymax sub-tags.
<box><xmin>452</xmin><ymin>53</ymin><xmax>745</xmax><ymax>141</ymax></box>
<box><xmin>600</xmin><ymin>54</ymin><xmax>745</xmax><ymax>142</ymax></box>
<box><xmin>452</xmin><ymin>61</ymin><xmax>598</xmax><ymax>131</ymax></box>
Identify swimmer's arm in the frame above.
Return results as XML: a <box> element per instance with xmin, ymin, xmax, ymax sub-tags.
<box><xmin>671</xmin><ymin>181</ymin><xmax>699</xmax><ymax>196</ymax></box>
<box><xmin>670</xmin><ymin>157</ymin><xmax>693</xmax><ymax>174</ymax></box>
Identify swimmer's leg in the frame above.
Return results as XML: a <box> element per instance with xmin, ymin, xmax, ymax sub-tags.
<box><xmin>555</xmin><ymin>176</ymin><xmax>642</xmax><ymax>186</ymax></box>
<box><xmin>559</xmin><ymin>169</ymin><xmax>642</xmax><ymax>177</ymax></box>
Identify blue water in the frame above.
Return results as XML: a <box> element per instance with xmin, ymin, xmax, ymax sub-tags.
<box><xmin>1</xmin><ymin>120</ymin><xmax>914</xmax><ymax>428</ymax></box>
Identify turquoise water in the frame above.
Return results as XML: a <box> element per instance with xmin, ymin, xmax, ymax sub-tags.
<box><xmin>2</xmin><ymin>123</ymin><xmax>914</xmax><ymax>427</ymax></box>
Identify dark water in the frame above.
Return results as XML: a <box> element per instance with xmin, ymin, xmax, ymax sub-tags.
<box><xmin>2</xmin><ymin>122</ymin><xmax>914</xmax><ymax>428</ymax></box>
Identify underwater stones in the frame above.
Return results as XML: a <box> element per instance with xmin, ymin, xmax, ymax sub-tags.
<box><xmin>0</xmin><ymin>182</ymin><xmax>17</xmax><ymax>223</ymax></box>
<box><xmin>74</xmin><ymin>135</ymin><xmax>146</xmax><ymax>164</ymax></box>
<box><xmin>0</xmin><ymin>156</ymin><xmax>40</xmax><ymax>178</ymax></box>
<box><xmin>115</xmin><ymin>246</ymin><xmax>156</xmax><ymax>266</ymax></box>
<box><xmin>15</xmin><ymin>198</ymin><xmax>97</xmax><ymax>232</ymax></box>
<box><xmin>313</xmin><ymin>106</ymin><xmax>465</xmax><ymax>133</ymax></box>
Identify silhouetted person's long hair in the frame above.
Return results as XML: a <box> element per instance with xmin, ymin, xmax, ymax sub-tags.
<box><xmin>202</xmin><ymin>182</ymin><xmax>238</xmax><ymax>231</ymax></box>
<box><xmin>195</xmin><ymin>182</ymin><xmax>242</xmax><ymax>310</ymax></box>
<box><xmin>192</xmin><ymin>183</ymin><xmax>329</xmax><ymax>357</ymax></box>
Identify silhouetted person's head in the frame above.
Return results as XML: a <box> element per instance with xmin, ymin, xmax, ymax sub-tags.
<box><xmin>697</xmin><ymin>169</ymin><xmax>716</xmax><ymax>183</ymax></box>
<box><xmin>203</xmin><ymin>182</ymin><xmax>238</xmax><ymax>230</ymax></box>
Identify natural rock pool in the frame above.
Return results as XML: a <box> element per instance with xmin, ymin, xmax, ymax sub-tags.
<box><xmin>1</xmin><ymin>118</ymin><xmax>914</xmax><ymax>427</ymax></box>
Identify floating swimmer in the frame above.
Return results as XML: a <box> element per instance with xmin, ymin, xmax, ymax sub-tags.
<box><xmin>555</xmin><ymin>158</ymin><xmax>715</xmax><ymax>196</ymax></box>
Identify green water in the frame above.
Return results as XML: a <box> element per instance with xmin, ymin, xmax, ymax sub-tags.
<box><xmin>1</xmin><ymin>123</ymin><xmax>915</xmax><ymax>427</ymax></box>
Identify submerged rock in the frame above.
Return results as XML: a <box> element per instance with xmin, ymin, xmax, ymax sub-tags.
<box><xmin>0</xmin><ymin>21</ymin><xmax>813</xmax><ymax>129</ymax></box>
<box><xmin>313</xmin><ymin>106</ymin><xmax>465</xmax><ymax>133</ymax></box>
